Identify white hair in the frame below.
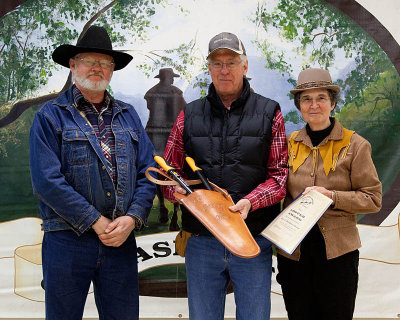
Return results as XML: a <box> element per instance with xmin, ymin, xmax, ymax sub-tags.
<box><xmin>239</xmin><ymin>54</ymin><xmax>247</xmax><ymax>65</ymax></box>
<box><xmin>207</xmin><ymin>53</ymin><xmax>247</xmax><ymax>66</ymax></box>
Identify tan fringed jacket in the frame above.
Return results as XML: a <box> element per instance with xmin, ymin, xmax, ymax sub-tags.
<box><xmin>280</xmin><ymin>119</ymin><xmax>382</xmax><ymax>261</ymax></box>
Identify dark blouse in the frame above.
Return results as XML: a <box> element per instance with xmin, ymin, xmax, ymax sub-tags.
<box><xmin>306</xmin><ymin>117</ymin><xmax>335</xmax><ymax>147</ymax></box>
<box><xmin>301</xmin><ymin>117</ymin><xmax>335</xmax><ymax>257</ymax></box>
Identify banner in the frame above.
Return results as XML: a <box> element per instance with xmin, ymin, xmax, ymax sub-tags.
<box><xmin>0</xmin><ymin>0</ymin><xmax>399</xmax><ymax>318</ymax></box>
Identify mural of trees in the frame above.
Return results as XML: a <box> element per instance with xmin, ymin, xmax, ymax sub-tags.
<box><xmin>0</xmin><ymin>0</ymin><xmax>168</xmax><ymax>127</ymax></box>
<box><xmin>0</xmin><ymin>0</ymin><xmax>169</xmax><ymax>220</ymax></box>
<box><xmin>252</xmin><ymin>0</ymin><xmax>394</xmax><ymax>106</ymax></box>
<box><xmin>0</xmin><ymin>2</ymin><xmax>399</xmax><ymax>316</ymax></box>
<box><xmin>0</xmin><ymin>0</ymin><xmax>399</xmax><ymax>223</ymax></box>
<box><xmin>252</xmin><ymin>0</ymin><xmax>400</xmax><ymax>211</ymax></box>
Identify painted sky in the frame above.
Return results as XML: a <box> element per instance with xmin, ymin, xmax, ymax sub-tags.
<box><xmin>34</xmin><ymin>0</ymin><xmax>400</xmax><ymax>127</ymax></box>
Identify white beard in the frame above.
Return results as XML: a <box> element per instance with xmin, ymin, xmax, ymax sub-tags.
<box><xmin>72</xmin><ymin>71</ymin><xmax>110</xmax><ymax>92</ymax></box>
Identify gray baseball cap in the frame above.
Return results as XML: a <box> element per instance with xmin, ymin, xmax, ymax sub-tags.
<box><xmin>207</xmin><ymin>32</ymin><xmax>246</xmax><ymax>58</ymax></box>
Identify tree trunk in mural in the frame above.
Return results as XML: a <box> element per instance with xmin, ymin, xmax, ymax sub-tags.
<box><xmin>0</xmin><ymin>1</ymin><xmax>117</xmax><ymax>128</ymax></box>
<box><xmin>0</xmin><ymin>0</ymin><xmax>26</xmax><ymax>18</ymax></box>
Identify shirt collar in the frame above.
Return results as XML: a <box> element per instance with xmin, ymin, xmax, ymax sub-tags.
<box><xmin>207</xmin><ymin>77</ymin><xmax>250</xmax><ymax>111</ymax></box>
<box><xmin>72</xmin><ymin>84</ymin><xmax>113</xmax><ymax>112</ymax></box>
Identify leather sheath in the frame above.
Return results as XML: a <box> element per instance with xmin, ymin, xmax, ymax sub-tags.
<box><xmin>145</xmin><ymin>167</ymin><xmax>260</xmax><ymax>258</ymax></box>
<box><xmin>174</xmin><ymin>189</ymin><xmax>260</xmax><ymax>259</ymax></box>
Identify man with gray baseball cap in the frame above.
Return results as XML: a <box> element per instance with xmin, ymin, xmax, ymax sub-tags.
<box><xmin>207</xmin><ymin>31</ymin><xmax>247</xmax><ymax>57</ymax></box>
<box><xmin>162</xmin><ymin>32</ymin><xmax>288</xmax><ymax>320</ymax></box>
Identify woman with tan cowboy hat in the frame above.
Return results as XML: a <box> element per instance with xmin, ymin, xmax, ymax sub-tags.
<box><xmin>276</xmin><ymin>68</ymin><xmax>382</xmax><ymax>320</ymax></box>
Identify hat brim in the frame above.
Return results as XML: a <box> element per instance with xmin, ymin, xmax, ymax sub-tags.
<box><xmin>290</xmin><ymin>84</ymin><xmax>341</xmax><ymax>95</ymax></box>
<box><xmin>52</xmin><ymin>44</ymin><xmax>133</xmax><ymax>71</ymax></box>
<box><xmin>206</xmin><ymin>47</ymin><xmax>245</xmax><ymax>59</ymax></box>
<box><xmin>154</xmin><ymin>73</ymin><xmax>180</xmax><ymax>78</ymax></box>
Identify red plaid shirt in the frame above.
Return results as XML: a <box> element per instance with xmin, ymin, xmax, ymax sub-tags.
<box><xmin>162</xmin><ymin>108</ymin><xmax>288</xmax><ymax>212</ymax></box>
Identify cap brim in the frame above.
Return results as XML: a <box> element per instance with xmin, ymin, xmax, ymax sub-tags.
<box><xmin>206</xmin><ymin>47</ymin><xmax>245</xmax><ymax>59</ymax></box>
<box><xmin>52</xmin><ymin>44</ymin><xmax>133</xmax><ymax>71</ymax></box>
<box><xmin>290</xmin><ymin>85</ymin><xmax>341</xmax><ymax>95</ymax></box>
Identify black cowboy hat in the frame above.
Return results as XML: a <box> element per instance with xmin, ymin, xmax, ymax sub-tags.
<box><xmin>52</xmin><ymin>26</ymin><xmax>133</xmax><ymax>71</ymax></box>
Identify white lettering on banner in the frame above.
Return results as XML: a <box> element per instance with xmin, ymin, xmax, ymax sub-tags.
<box><xmin>136</xmin><ymin>232</ymin><xmax>184</xmax><ymax>272</ymax></box>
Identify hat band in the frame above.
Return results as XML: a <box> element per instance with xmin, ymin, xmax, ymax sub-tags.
<box><xmin>296</xmin><ymin>80</ymin><xmax>333</xmax><ymax>90</ymax></box>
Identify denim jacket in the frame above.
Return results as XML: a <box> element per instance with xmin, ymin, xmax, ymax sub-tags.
<box><xmin>29</xmin><ymin>87</ymin><xmax>156</xmax><ymax>235</ymax></box>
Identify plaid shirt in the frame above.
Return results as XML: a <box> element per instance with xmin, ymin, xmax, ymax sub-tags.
<box><xmin>72</xmin><ymin>85</ymin><xmax>117</xmax><ymax>183</ymax></box>
<box><xmin>162</xmin><ymin>108</ymin><xmax>288</xmax><ymax>212</ymax></box>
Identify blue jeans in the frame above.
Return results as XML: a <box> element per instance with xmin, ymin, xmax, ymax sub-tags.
<box><xmin>185</xmin><ymin>235</ymin><xmax>272</xmax><ymax>320</ymax></box>
<box><xmin>42</xmin><ymin>230</ymin><xmax>139</xmax><ymax>320</ymax></box>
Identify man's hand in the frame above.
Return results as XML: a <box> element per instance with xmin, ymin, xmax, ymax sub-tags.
<box><xmin>174</xmin><ymin>185</ymin><xmax>187</xmax><ymax>195</ymax></box>
<box><xmin>92</xmin><ymin>216</ymin><xmax>112</xmax><ymax>235</ymax></box>
<box><xmin>98</xmin><ymin>216</ymin><xmax>135</xmax><ymax>247</ymax></box>
<box><xmin>229</xmin><ymin>199</ymin><xmax>252</xmax><ymax>220</ymax></box>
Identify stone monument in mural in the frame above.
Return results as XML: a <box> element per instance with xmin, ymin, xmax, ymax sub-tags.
<box><xmin>145</xmin><ymin>68</ymin><xmax>186</xmax><ymax>228</ymax></box>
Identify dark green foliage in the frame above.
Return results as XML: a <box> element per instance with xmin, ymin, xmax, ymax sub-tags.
<box><xmin>284</xmin><ymin>110</ymin><xmax>304</xmax><ymax>125</ymax></box>
<box><xmin>252</xmin><ymin>0</ymin><xmax>394</xmax><ymax>108</ymax></box>
<box><xmin>0</xmin><ymin>0</ymin><xmax>166</xmax><ymax>220</ymax></box>
<box><xmin>336</xmin><ymin>67</ymin><xmax>400</xmax><ymax>193</ymax></box>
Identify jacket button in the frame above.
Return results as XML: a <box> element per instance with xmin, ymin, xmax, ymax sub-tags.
<box><xmin>310</xmin><ymin>172</ymin><xmax>314</xmax><ymax>177</ymax></box>
<box><xmin>106</xmin><ymin>192</ymin><xmax>111</xmax><ymax>197</ymax></box>
<box><xmin>102</xmin><ymin>165</ymin><xmax>106</xmax><ymax>170</ymax></box>
<box><xmin>321</xmin><ymin>227</ymin><xmax>325</xmax><ymax>231</ymax></box>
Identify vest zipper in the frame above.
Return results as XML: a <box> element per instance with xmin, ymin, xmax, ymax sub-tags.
<box><xmin>221</xmin><ymin>111</ymin><xmax>229</xmax><ymax>166</ymax></box>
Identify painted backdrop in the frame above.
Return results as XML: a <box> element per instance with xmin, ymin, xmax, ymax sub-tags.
<box><xmin>0</xmin><ymin>0</ymin><xmax>399</xmax><ymax>318</ymax></box>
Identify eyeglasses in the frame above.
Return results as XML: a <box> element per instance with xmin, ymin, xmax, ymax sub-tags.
<box><xmin>300</xmin><ymin>96</ymin><xmax>330</xmax><ymax>107</ymax></box>
<box><xmin>76</xmin><ymin>57</ymin><xmax>115</xmax><ymax>69</ymax></box>
<box><xmin>209</xmin><ymin>61</ymin><xmax>242</xmax><ymax>70</ymax></box>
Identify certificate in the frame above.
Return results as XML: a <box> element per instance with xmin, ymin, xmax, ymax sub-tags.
<box><xmin>261</xmin><ymin>190</ymin><xmax>333</xmax><ymax>255</ymax></box>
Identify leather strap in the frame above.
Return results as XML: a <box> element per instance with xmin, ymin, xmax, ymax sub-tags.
<box><xmin>145</xmin><ymin>167</ymin><xmax>201</xmax><ymax>186</ymax></box>
<box><xmin>146</xmin><ymin>167</ymin><xmax>229</xmax><ymax>199</ymax></box>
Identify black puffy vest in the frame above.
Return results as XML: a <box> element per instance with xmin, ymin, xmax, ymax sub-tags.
<box><xmin>182</xmin><ymin>79</ymin><xmax>281</xmax><ymax>236</ymax></box>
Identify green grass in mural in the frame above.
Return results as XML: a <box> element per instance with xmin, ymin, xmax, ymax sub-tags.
<box><xmin>137</xmin><ymin>197</ymin><xmax>181</xmax><ymax>235</ymax></box>
<box><xmin>139</xmin><ymin>263</ymin><xmax>186</xmax><ymax>282</ymax></box>
<box><xmin>0</xmin><ymin>100</ymin><xmax>178</xmax><ymax>225</ymax></box>
<box><xmin>0</xmin><ymin>107</ymin><xmax>41</xmax><ymax>222</ymax></box>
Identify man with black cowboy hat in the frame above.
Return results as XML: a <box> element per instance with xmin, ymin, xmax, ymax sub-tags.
<box><xmin>162</xmin><ymin>32</ymin><xmax>288</xmax><ymax>320</ymax></box>
<box><xmin>29</xmin><ymin>25</ymin><xmax>156</xmax><ymax>319</ymax></box>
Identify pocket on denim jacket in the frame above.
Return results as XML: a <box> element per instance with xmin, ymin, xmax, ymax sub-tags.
<box><xmin>62</xmin><ymin>129</ymin><xmax>92</xmax><ymax>165</ymax></box>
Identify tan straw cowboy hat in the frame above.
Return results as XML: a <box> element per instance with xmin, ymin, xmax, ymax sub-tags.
<box><xmin>290</xmin><ymin>68</ymin><xmax>341</xmax><ymax>94</ymax></box>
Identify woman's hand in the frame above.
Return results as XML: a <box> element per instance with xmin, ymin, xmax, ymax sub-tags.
<box><xmin>304</xmin><ymin>186</ymin><xmax>334</xmax><ymax>203</ymax></box>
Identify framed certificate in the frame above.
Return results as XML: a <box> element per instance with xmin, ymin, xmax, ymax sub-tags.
<box><xmin>261</xmin><ymin>190</ymin><xmax>333</xmax><ymax>255</ymax></box>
